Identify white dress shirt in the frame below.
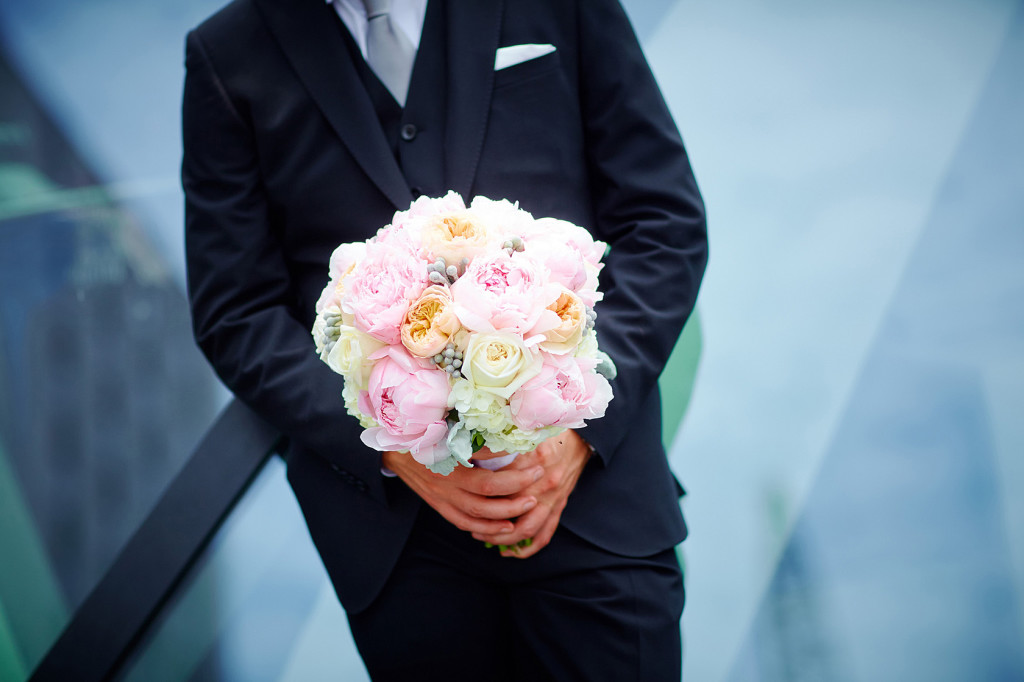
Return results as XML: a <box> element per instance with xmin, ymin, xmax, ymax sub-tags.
<box><xmin>327</xmin><ymin>0</ymin><xmax>429</xmax><ymax>60</ymax></box>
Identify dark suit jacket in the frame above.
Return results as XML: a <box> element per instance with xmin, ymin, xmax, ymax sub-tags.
<box><xmin>183</xmin><ymin>0</ymin><xmax>707</xmax><ymax>614</ymax></box>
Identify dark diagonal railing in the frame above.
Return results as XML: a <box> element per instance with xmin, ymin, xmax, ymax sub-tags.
<box><xmin>28</xmin><ymin>399</ymin><xmax>281</xmax><ymax>682</ymax></box>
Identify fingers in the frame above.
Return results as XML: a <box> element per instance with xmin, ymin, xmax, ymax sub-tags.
<box><xmin>472</xmin><ymin>496</ymin><xmax>557</xmax><ymax>547</ymax></box>
<box><xmin>456</xmin><ymin>464</ymin><xmax>544</xmax><ymax>497</ymax></box>
<box><xmin>500</xmin><ymin>447</ymin><xmax>542</xmax><ymax>471</ymax></box>
<box><xmin>451</xmin><ymin>489</ymin><xmax>538</xmax><ymax>520</ymax></box>
<box><xmin>471</xmin><ymin>499</ymin><xmax>562</xmax><ymax>558</ymax></box>
<box><xmin>389</xmin><ymin>435</ymin><xmax>584</xmax><ymax>551</ymax></box>
<box><xmin>431</xmin><ymin>496</ymin><xmax>523</xmax><ymax>536</ymax></box>
<box><xmin>501</xmin><ymin>510</ymin><xmax>560</xmax><ymax>559</ymax></box>
<box><xmin>389</xmin><ymin>457</ymin><xmax>530</xmax><ymax>535</ymax></box>
<box><xmin>412</xmin><ymin>488</ymin><xmax>536</xmax><ymax>534</ymax></box>
<box><xmin>442</xmin><ymin>509</ymin><xmax>517</xmax><ymax>536</ymax></box>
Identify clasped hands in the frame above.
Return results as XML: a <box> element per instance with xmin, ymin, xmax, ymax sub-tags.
<box><xmin>382</xmin><ymin>430</ymin><xmax>591</xmax><ymax>558</ymax></box>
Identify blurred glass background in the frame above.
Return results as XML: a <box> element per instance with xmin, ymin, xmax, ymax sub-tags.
<box><xmin>0</xmin><ymin>0</ymin><xmax>1021</xmax><ymax>680</ymax></box>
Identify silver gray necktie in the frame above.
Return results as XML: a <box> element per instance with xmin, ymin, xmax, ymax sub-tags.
<box><xmin>362</xmin><ymin>0</ymin><xmax>415</xmax><ymax>106</ymax></box>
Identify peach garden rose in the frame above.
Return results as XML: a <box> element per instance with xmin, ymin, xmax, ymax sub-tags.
<box><xmin>401</xmin><ymin>285</ymin><xmax>462</xmax><ymax>358</ymax></box>
<box><xmin>420</xmin><ymin>209</ymin><xmax>493</xmax><ymax>266</ymax></box>
<box><xmin>540</xmin><ymin>288</ymin><xmax>586</xmax><ymax>355</ymax></box>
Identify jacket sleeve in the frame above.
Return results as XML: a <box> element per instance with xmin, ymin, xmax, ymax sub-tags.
<box><xmin>573</xmin><ymin>0</ymin><xmax>708</xmax><ymax>463</ymax></box>
<box><xmin>182</xmin><ymin>29</ymin><xmax>387</xmax><ymax>502</ymax></box>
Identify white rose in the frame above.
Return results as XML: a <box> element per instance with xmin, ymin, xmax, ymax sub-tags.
<box><xmin>342</xmin><ymin>379</ymin><xmax>378</xmax><ymax>428</ymax></box>
<box><xmin>326</xmin><ymin>325</ymin><xmax>386</xmax><ymax>385</ymax></box>
<box><xmin>575</xmin><ymin>329</ymin><xmax>600</xmax><ymax>360</ymax></box>
<box><xmin>462</xmin><ymin>332</ymin><xmax>542</xmax><ymax>399</ymax></box>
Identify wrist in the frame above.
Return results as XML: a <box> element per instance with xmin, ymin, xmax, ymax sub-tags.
<box><xmin>569</xmin><ymin>430</ymin><xmax>594</xmax><ymax>457</ymax></box>
<box><xmin>381</xmin><ymin>450</ymin><xmax>403</xmax><ymax>473</ymax></box>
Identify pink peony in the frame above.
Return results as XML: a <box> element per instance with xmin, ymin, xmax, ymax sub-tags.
<box><xmin>406</xmin><ymin>191</ymin><xmax>468</xmax><ymax>222</ymax></box>
<box><xmin>525</xmin><ymin>239</ymin><xmax>589</xmax><ymax>293</ymax></box>
<box><xmin>520</xmin><ymin>218</ymin><xmax>606</xmax><ymax>306</ymax></box>
<box><xmin>342</xmin><ymin>245</ymin><xmax>428</xmax><ymax>345</ymax></box>
<box><xmin>317</xmin><ymin>242</ymin><xmax>368</xmax><ymax>314</ymax></box>
<box><xmin>358</xmin><ymin>345</ymin><xmax>451</xmax><ymax>465</ymax></box>
<box><xmin>315</xmin><ymin>280</ymin><xmax>343</xmax><ymax>316</ymax></box>
<box><xmin>329</xmin><ymin>241</ymin><xmax>368</xmax><ymax>281</ymax></box>
<box><xmin>450</xmin><ymin>251</ymin><xmax>560</xmax><ymax>337</ymax></box>
<box><xmin>526</xmin><ymin>217</ymin><xmax>606</xmax><ymax>267</ymax></box>
<box><xmin>508</xmin><ymin>353</ymin><xmax>613</xmax><ymax>431</ymax></box>
<box><xmin>467</xmin><ymin>196</ymin><xmax>535</xmax><ymax>238</ymax></box>
<box><xmin>369</xmin><ymin>219</ymin><xmax>421</xmax><ymax>256</ymax></box>
<box><xmin>386</xmin><ymin>192</ymin><xmax>468</xmax><ymax>240</ymax></box>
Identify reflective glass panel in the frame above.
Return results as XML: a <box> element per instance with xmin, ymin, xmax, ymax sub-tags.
<box><xmin>0</xmin><ymin>3</ymin><xmax>226</xmax><ymax>677</ymax></box>
<box><xmin>652</xmin><ymin>0</ymin><xmax>1024</xmax><ymax>679</ymax></box>
<box><xmin>118</xmin><ymin>459</ymin><xmax>370</xmax><ymax>682</ymax></box>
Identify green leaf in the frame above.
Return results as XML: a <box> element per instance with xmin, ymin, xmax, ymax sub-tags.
<box><xmin>426</xmin><ymin>456</ymin><xmax>458</xmax><ymax>476</ymax></box>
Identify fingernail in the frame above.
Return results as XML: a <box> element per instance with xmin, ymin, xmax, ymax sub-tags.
<box><xmin>523</xmin><ymin>498</ymin><xmax>537</xmax><ymax>511</ymax></box>
<box><xmin>532</xmin><ymin>467</ymin><xmax>543</xmax><ymax>482</ymax></box>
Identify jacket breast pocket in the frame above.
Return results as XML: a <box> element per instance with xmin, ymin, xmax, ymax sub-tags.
<box><xmin>493</xmin><ymin>50</ymin><xmax>561</xmax><ymax>91</ymax></box>
<box><xmin>477</xmin><ymin>46</ymin><xmax>585</xmax><ymax>215</ymax></box>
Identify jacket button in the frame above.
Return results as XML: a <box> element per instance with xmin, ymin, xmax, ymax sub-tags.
<box><xmin>400</xmin><ymin>123</ymin><xmax>417</xmax><ymax>141</ymax></box>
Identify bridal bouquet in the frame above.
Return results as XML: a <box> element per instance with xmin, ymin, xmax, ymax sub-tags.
<box><xmin>312</xmin><ymin>192</ymin><xmax>616</xmax><ymax>475</ymax></box>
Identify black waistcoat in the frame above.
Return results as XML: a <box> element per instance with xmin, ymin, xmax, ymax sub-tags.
<box><xmin>337</xmin><ymin>0</ymin><xmax>447</xmax><ymax>199</ymax></box>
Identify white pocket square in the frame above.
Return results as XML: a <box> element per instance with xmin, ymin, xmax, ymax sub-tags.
<box><xmin>494</xmin><ymin>44</ymin><xmax>557</xmax><ymax>71</ymax></box>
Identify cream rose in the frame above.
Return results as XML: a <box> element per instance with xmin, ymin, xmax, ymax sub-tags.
<box><xmin>540</xmin><ymin>288</ymin><xmax>586</xmax><ymax>355</ymax></box>
<box><xmin>420</xmin><ymin>210</ymin><xmax>493</xmax><ymax>265</ymax></box>
<box><xmin>462</xmin><ymin>332</ymin><xmax>542</xmax><ymax>399</ymax></box>
<box><xmin>401</xmin><ymin>285</ymin><xmax>462</xmax><ymax>357</ymax></box>
<box><xmin>575</xmin><ymin>328</ymin><xmax>600</xmax><ymax>359</ymax></box>
<box><xmin>342</xmin><ymin>379</ymin><xmax>378</xmax><ymax>429</ymax></box>
<box><xmin>326</xmin><ymin>325</ymin><xmax>386</xmax><ymax>386</ymax></box>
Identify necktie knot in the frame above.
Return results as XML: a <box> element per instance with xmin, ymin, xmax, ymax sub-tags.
<box><xmin>362</xmin><ymin>0</ymin><xmax>391</xmax><ymax>21</ymax></box>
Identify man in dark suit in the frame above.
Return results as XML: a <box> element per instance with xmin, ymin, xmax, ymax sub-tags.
<box><xmin>183</xmin><ymin>0</ymin><xmax>707</xmax><ymax>678</ymax></box>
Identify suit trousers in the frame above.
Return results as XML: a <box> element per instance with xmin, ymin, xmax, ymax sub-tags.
<box><xmin>347</xmin><ymin>503</ymin><xmax>685</xmax><ymax>681</ymax></box>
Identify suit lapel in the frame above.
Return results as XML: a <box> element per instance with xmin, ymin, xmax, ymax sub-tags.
<box><xmin>444</xmin><ymin>0</ymin><xmax>503</xmax><ymax>200</ymax></box>
<box><xmin>253</xmin><ymin>0</ymin><xmax>412</xmax><ymax>209</ymax></box>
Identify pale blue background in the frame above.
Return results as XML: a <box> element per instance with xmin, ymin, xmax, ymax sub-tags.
<box><xmin>0</xmin><ymin>0</ymin><xmax>1021</xmax><ymax>679</ymax></box>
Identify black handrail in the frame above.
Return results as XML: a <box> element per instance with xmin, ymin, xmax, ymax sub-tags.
<box><xmin>29</xmin><ymin>399</ymin><xmax>281</xmax><ymax>682</ymax></box>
